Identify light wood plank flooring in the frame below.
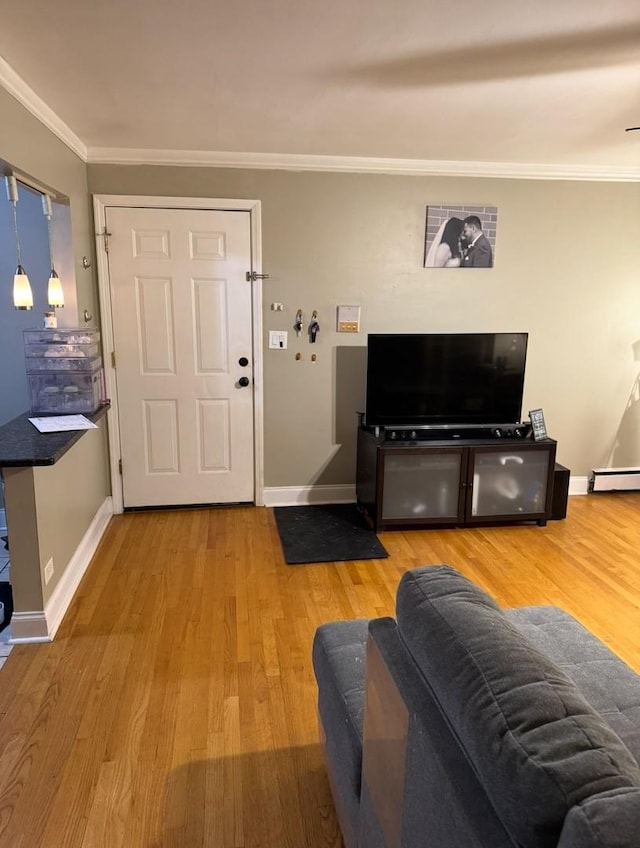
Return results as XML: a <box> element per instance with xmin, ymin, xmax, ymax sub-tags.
<box><xmin>1</xmin><ymin>495</ymin><xmax>640</xmax><ymax>847</ymax></box>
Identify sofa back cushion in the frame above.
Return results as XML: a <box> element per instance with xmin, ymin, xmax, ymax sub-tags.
<box><xmin>395</xmin><ymin>565</ymin><xmax>640</xmax><ymax>848</ymax></box>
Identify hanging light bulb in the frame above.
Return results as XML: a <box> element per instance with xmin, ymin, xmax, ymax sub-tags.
<box><xmin>47</xmin><ymin>270</ymin><xmax>64</xmax><ymax>309</ymax></box>
<box><xmin>13</xmin><ymin>265</ymin><xmax>33</xmax><ymax>310</ymax></box>
<box><xmin>5</xmin><ymin>176</ymin><xmax>33</xmax><ymax>310</ymax></box>
<box><xmin>42</xmin><ymin>194</ymin><xmax>64</xmax><ymax>309</ymax></box>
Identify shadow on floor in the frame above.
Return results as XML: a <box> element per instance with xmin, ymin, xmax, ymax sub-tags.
<box><xmin>155</xmin><ymin>745</ymin><xmax>341</xmax><ymax>848</ymax></box>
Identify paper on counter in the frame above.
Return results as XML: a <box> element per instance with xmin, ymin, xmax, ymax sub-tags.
<box><xmin>29</xmin><ymin>415</ymin><xmax>99</xmax><ymax>433</ymax></box>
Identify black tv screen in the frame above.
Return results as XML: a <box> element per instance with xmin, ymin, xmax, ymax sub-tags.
<box><xmin>365</xmin><ymin>333</ymin><xmax>528</xmax><ymax>427</ymax></box>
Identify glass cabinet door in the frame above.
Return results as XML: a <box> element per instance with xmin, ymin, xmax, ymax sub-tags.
<box><xmin>468</xmin><ymin>446</ymin><xmax>552</xmax><ymax>519</ymax></box>
<box><xmin>382</xmin><ymin>450</ymin><xmax>463</xmax><ymax>522</ymax></box>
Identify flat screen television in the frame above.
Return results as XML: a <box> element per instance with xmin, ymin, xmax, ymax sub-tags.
<box><xmin>365</xmin><ymin>332</ymin><xmax>528</xmax><ymax>428</ymax></box>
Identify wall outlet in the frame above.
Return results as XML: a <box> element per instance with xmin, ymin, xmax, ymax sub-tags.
<box><xmin>44</xmin><ymin>557</ymin><xmax>54</xmax><ymax>585</ymax></box>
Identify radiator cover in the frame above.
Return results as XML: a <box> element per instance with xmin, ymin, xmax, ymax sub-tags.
<box><xmin>589</xmin><ymin>468</ymin><xmax>640</xmax><ymax>493</ymax></box>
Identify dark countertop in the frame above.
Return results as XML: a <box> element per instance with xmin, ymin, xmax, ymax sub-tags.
<box><xmin>0</xmin><ymin>403</ymin><xmax>110</xmax><ymax>467</ymax></box>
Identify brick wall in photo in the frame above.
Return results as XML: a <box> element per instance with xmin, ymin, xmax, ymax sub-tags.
<box><xmin>424</xmin><ymin>204</ymin><xmax>498</xmax><ymax>260</ymax></box>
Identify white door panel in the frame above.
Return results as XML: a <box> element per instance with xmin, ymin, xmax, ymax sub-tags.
<box><xmin>106</xmin><ymin>206</ymin><xmax>254</xmax><ymax>507</ymax></box>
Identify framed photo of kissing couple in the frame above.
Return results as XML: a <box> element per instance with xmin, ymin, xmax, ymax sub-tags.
<box><xmin>424</xmin><ymin>204</ymin><xmax>498</xmax><ymax>269</ymax></box>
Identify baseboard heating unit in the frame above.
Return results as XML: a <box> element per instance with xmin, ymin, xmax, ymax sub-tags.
<box><xmin>589</xmin><ymin>468</ymin><xmax>640</xmax><ymax>493</ymax></box>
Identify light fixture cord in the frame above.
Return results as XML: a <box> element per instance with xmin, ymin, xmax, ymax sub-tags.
<box><xmin>10</xmin><ymin>201</ymin><xmax>22</xmax><ymax>266</ymax></box>
<box><xmin>46</xmin><ymin>213</ymin><xmax>54</xmax><ymax>268</ymax></box>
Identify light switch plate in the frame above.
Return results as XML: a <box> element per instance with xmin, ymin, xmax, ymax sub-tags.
<box><xmin>268</xmin><ymin>330</ymin><xmax>288</xmax><ymax>349</ymax></box>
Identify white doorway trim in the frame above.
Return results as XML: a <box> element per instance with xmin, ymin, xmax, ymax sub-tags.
<box><xmin>93</xmin><ymin>194</ymin><xmax>265</xmax><ymax>514</ymax></box>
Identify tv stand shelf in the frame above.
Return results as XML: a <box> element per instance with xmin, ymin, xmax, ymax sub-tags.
<box><xmin>356</xmin><ymin>427</ymin><xmax>557</xmax><ymax>531</ymax></box>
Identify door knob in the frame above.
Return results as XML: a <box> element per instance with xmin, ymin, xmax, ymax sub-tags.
<box><xmin>238</xmin><ymin>356</ymin><xmax>249</xmax><ymax>367</ymax></box>
<box><xmin>238</xmin><ymin>376</ymin><xmax>250</xmax><ymax>387</ymax></box>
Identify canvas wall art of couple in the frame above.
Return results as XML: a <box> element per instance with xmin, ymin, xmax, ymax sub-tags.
<box><xmin>424</xmin><ymin>205</ymin><xmax>497</xmax><ymax>268</ymax></box>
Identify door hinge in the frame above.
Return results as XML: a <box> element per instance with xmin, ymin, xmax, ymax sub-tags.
<box><xmin>97</xmin><ymin>226</ymin><xmax>113</xmax><ymax>253</ymax></box>
<box><xmin>111</xmin><ymin>351</ymin><xmax>116</xmax><ymax>368</ymax></box>
<box><xmin>245</xmin><ymin>271</ymin><xmax>271</xmax><ymax>282</ymax></box>
<box><xmin>118</xmin><ymin>458</ymin><xmax>123</xmax><ymax>475</ymax></box>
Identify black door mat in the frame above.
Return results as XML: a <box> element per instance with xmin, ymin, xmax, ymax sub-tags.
<box><xmin>274</xmin><ymin>503</ymin><xmax>388</xmax><ymax>565</ymax></box>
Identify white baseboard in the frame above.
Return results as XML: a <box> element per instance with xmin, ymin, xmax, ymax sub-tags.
<box><xmin>7</xmin><ymin>612</ymin><xmax>50</xmax><ymax>644</ymax></box>
<box><xmin>569</xmin><ymin>476</ymin><xmax>589</xmax><ymax>495</ymax></box>
<box><xmin>263</xmin><ymin>484</ymin><xmax>356</xmax><ymax>507</ymax></box>
<box><xmin>10</xmin><ymin>496</ymin><xmax>114</xmax><ymax>643</ymax></box>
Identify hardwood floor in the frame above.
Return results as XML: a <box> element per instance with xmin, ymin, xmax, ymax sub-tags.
<box><xmin>1</xmin><ymin>495</ymin><xmax>640</xmax><ymax>846</ymax></box>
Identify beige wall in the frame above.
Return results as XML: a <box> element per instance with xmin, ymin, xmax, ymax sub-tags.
<box><xmin>2</xmin><ymin>467</ymin><xmax>40</xmax><ymax>608</ymax></box>
<box><xmin>1</xmin><ymin>89</ymin><xmax>112</xmax><ymax>617</ymax></box>
<box><xmin>4</xmin><ymin>427</ymin><xmax>110</xmax><ymax>612</ymax></box>
<box><xmin>89</xmin><ymin>164</ymin><xmax>640</xmax><ymax>481</ymax></box>
<box><xmin>34</xmin><ymin>426</ymin><xmax>110</xmax><ymax>607</ymax></box>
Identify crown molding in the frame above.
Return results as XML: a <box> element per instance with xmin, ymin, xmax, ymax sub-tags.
<box><xmin>2</xmin><ymin>55</ymin><xmax>637</xmax><ymax>182</ymax></box>
<box><xmin>87</xmin><ymin>146</ymin><xmax>640</xmax><ymax>182</ymax></box>
<box><xmin>0</xmin><ymin>57</ymin><xmax>87</xmax><ymax>161</ymax></box>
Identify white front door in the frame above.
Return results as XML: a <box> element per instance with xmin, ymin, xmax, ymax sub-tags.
<box><xmin>105</xmin><ymin>206</ymin><xmax>254</xmax><ymax>508</ymax></box>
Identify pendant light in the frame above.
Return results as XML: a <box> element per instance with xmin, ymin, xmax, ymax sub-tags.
<box><xmin>42</xmin><ymin>194</ymin><xmax>64</xmax><ymax>309</ymax></box>
<box><xmin>5</xmin><ymin>176</ymin><xmax>33</xmax><ymax>310</ymax></box>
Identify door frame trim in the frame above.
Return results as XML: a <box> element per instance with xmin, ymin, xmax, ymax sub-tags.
<box><xmin>92</xmin><ymin>194</ymin><xmax>265</xmax><ymax>514</ymax></box>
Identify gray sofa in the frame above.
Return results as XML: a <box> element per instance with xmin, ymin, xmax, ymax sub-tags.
<box><xmin>312</xmin><ymin>565</ymin><xmax>640</xmax><ymax>848</ymax></box>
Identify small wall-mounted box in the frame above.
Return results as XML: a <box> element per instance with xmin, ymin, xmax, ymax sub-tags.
<box><xmin>337</xmin><ymin>305</ymin><xmax>361</xmax><ymax>333</ymax></box>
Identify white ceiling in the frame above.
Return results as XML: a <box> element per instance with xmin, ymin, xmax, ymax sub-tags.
<box><xmin>1</xmin><ymin>0</ymin><xmax>640</xmax><ymax>177</ymax></box>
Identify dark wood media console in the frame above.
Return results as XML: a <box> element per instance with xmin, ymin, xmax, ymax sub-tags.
<box><xmin>356</xmin><ymin>427</ymin><xmax>557</xmax><ymax>531</ymax></box>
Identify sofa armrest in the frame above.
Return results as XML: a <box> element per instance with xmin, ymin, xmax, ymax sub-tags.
<box><xmin>312</xmin><ymin>619</ymin><xmax>370</xmax><ymax>848</ymax></box>
<box><xmin>361</xmin><ymin>619</ymin><xmax>409</xmax><ymax>848</ymax></box>
<box><xmin>358</xmin><ymin>617</ymin><xmax>515</xmax><ymax>848</ymax></box>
